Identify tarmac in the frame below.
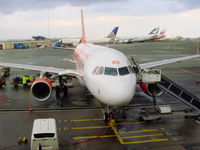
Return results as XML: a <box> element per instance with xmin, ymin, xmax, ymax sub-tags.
<box><xmin>0</xmin><ymin>41</ymin><xmax>200</xmax><ymax>150</ymax></box>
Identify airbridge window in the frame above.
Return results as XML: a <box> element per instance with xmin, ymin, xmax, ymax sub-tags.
<box><xmin>34</xmin><ymin>133</ymin><xmax>55</xmax><ymax>138</ymax></box>
<box><xmin>92</xmin><ymin>66</ymin><xmax>104</xmax><ymax>75</ymax></box>
<box><xmin>104</xmin><ymin>67</ymin><xmax>118</xmax><ymax>76</ymax></box>
<box><xmin>128</xmin><ymin>66</ymin><xmax>135</xmax><ymax>73</ymax></box>
<box><xmin>119</xmin><ymin>66</ymin><xmax>129</xmax><ymax>75</ymax></box>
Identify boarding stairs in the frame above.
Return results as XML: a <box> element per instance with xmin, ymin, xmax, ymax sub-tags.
<box><xmin>157</xmin><ymin>75</ymin><xmax>200</xmax><ymax>112</ymax></box>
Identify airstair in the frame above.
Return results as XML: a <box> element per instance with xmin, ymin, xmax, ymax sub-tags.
<box><xmin>157</xmin><ymin>75</ymin><xmax>200</xmax><ymax>112</ymax></box>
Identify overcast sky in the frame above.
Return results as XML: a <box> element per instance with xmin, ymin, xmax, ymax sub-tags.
<box><xmin>0</xmin><ymin>0</ymin><xmax>200</xmax><ymax>40</ymax></box>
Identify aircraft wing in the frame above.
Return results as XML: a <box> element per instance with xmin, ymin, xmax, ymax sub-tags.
<box><xmin>139</xmin><ymin>54</ymin><xmax>200</xmax><ymax>69</ymax></box>
<box><xmin>52</xmin><ymin>46</ymin><xmax>75</xmax><ymax>51</ymax></box>
<box><xmin>0</xmin><ymin>62</ymin><xmax>81</xmax><ymax>77</ymax></box>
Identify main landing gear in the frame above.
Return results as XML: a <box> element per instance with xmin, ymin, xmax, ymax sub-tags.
<box><xmin>56</xmin><ymin>76</ymin><xmax>69</xmax><ymax>106</ymax></box>
<box><xmin>139</xmin><ymin>84</ymin><xmax>161</xmax><ymax>121</ymax></box>
<box><xmin>152</xmin><ymin>84</ymin><xmax>158</xmax><ymax>112</ymax></box>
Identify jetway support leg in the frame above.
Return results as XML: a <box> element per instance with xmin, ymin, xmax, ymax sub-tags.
<box><xmin>139</xmin><ymin>84</ymin><xmax>161</xmax><ymax>121</ymax></box>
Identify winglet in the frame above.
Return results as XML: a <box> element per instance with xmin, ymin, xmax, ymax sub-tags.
<box><xmin>159</xmin><ymin>29</ymin><xmax>167</xmax><ymax>35</ymax></box>
<box><xmin>81</xmin><ymin>9</ymin><xmax>87</xmax><ymax>44</ymax></box>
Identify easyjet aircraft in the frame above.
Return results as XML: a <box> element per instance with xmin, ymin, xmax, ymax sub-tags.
<box><xmin>0</xmin><ymin>10</ymin><xmax>199</xmax><ymax>120</ymax></box>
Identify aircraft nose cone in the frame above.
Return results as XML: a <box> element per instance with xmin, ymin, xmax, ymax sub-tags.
<box><xmin>99</xmin><ymin>76</ymin><xmax>136</xmax><ymax>106</ymax></box>
<box><xmin>108</xmin><ymin>86</ymin><xmax>135</xmax><ymax>106</ymax></box>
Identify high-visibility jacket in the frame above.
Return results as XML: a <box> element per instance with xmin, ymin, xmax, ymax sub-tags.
<box><xmin>22</xmin><ymin>77</ymin><xmax>27</xmax><ymax>84</ymax></box>
<box><xmin>29</xmin><ymin>76</ymin><xmax>33</xmax><ymax>82</ymax></box>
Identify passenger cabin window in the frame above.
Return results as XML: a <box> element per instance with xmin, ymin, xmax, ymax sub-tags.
<box><xmin>92</xmin><ymin>66</ymin><xmax>104</xmax><ymax>75</ymax></box>
<box><xmin>34</xmin><ymin>133</ymin><xmax>55</xmax><ymax>138</ymax></box>
<box><xmin>119</xmin><ymin>67</ymin><xmax>129</xmax><ymax>76</ymax></box>
<box><xmin>104</xmin><ymin>67</ymin><xmax>118</xmax><ymax>76</ymax></box>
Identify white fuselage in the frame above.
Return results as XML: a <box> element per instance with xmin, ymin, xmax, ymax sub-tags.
<box><xmin>73</xmin><ymin>43</ymin><xmax>136</xmax><ymax>106</ymax></box>
<box><xmin>86</xmin><ymin>38</ymin><xmax>114</xmax><ymax>44</ymax></box>
<box><xmin>61</xmin><ymin>37</ymin><xmax>114</xmax><ymax>46</ymax></box>
<box><xmin>60</xmin><ymin>38</ymin><xmax>81</xmax><ymax>47</ymax></box>
<box><xmin>117</xmin><ymin>32</ymin><xmax>166</xmax><ymax>43</ymax></box>
<box><xmin>117</xmin><ymin>35</ymin><xmax>155</xmax><ymax>43</ymax></box>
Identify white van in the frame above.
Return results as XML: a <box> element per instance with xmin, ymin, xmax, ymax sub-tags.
<box><xmin>31</xmin><ymin>118</ymin><xmax>59</xmax><ymax>150</ymax></box>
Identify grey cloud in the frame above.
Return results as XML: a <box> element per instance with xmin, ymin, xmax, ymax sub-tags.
<box><xmin>176</xmin><ymin>0</ymin><xmax>200</xmax><ymax>9</ymax></box>
<box><xmin>0</xmin><ymin>0</ymin><xmax>122</xmax><ymax>14</ymax></box>
<box><xmin>93</xmin><ymin>0</ymin><xmax>200</xmax><ymax>15</ymax></box>
<box><xmin>160</xmin><ymin>0</ymin><xmax>200</xmax><ymax>11</ymax></box>
<box><xmin>0</xmin><ymin>0</ymin><xmax>200</xmax><ymax>15</ymax></box>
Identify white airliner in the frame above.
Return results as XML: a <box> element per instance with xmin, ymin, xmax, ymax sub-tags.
<box><xmin>116</xmin><ymin>27</ymin><xmax>166</xmax><ymax>43</ymax></box>
<box><xmin>0</xmin><ymin>10</ymin><xmax>199</xmax><ymax>120</ymax></box>
<box><xmin>85</xmin><ymin>26</ymin><xmax>119</xmax><ymax>44</ymax></box>
<box><xmin>56</xmin><ymin>26</ymin><xmax>119</xmax><ymax>47</ymax></box>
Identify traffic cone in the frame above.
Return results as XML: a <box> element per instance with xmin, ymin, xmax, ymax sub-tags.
<box><xmin>28</xmin><ymin>105</ymin><xmax>33</xmax><ymax>113</ymax></box>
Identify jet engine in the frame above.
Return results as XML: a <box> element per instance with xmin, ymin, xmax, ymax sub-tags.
<box><xmin>31</xmin><ymin>78</ymin><xmax>52</xmax><ymax>101</ymax></box>
<box><xmin>139</xmin><ymin>83</ymin><xmax>162</xmax><ymax>97</ymax></box>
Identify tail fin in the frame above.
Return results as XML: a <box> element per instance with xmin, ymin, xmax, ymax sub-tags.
<box><xmin>149</xmin><ymin>27</ymin><xmax>159</xmax><ymax>35</ymax></box>
<box><xmin>159</xmin><ymin>29</ymin><xmax>167</xmax><ymax>35</ymax></box>
<box><xmin>106</xmin><ymin>27</ymin><xmax>119</xmax><ymax>38</ymax></box>
<box><xmin>81</xmin><ymin>9</ymin><xmax>86</xmax><ymax>44</ymax></box>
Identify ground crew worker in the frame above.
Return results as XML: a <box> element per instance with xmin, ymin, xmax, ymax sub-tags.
<box><xmin>29</xmin><ymin>76</ymin><xmax>33</xmax><ymax>82</ymax></box>
<box><xmin>12</xmin><ymin>77</ymin><xmax>21</xmax><ymax>87</ymax></box>
<box><xmin>23</xmin><ymin>75</ymin><xmax>28</xmax><ymax>88</ymax></box>
<box><xmin>22</xmin><ymin>76</ymin><xmax>26</xmax><ymax>84</ymax></box>
<box><xmin>27</xmin><ymin>75</ymin><xmax>33</xmax><ymax>87</ymax></box>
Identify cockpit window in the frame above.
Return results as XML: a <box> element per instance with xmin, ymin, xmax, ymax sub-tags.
<box><xmin>92</xmin><ymin>66</ymin><xmax>104</xmax><ymax>75</ymax></box>
<box><xmin>119</xmin><ymin>67</ymin><xmax>129</xmax><ymax>76</ymax></box>
<box><xmin>104</xmin><ymin>67</ymin><xmax>118</xmax><ymax>76</ymax></box>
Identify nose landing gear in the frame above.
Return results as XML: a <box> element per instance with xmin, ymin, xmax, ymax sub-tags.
<box><xmin>104</xmin><ymin>106</ymin><xmax>113</xmax><ymax>123</ymax></box>
<box><xmin>103</xmin><ymin>106</ymin><xmax>126</xmax><ymax>123</ymax></box>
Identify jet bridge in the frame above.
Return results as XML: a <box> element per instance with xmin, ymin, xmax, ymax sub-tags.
<box><xmin>130</xmin><ymin>56</ymin><xmax>200</xmax><ymax>119</ymax></box>
<box><xmin>157</xmin><ymin>75</ymin><xmax>200</xmax><ymax>112</ymax></box>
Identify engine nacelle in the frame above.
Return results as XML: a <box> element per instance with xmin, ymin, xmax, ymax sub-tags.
<box><xmin>31</xmin><ymin>78</ymin><xmax>52</xmax><ymax>101</ymax></box>
<box><xmin>139</xmin><ymin>83</ymin><xmax>162</xmax><ymax>97</ymax></box>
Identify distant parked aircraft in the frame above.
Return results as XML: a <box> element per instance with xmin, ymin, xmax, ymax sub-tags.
<box><xmin>32</xmin><ymin>36</ymin><xmax>47</xmax><ymax>41</ymax></box>
<box><xmin>151</xmin><ymin>29</ymin><xmax>167</xmax><ymax>40</ymax></box>
<box><xmin>85</xmin><ymin>26</ymin><xmax>119</xmax><ymax>44</ymax></box>
<box><xmin>56</xmin><ymin>27</ymin><xmax>119</xmax><ymax>47</ymax></box>
<box><xmin>116</xmin><ymin>27</ymin><xmax>166</xmax><ymax>43</ymax></box>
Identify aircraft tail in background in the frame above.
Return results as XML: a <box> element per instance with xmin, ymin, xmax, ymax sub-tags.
<box><xmin>106</xmin><ymin>27</ymin><xmax>119</xmax><ymax>38</ymax></box>
<box><xmin>151</xmin><ymin>29</ymin><xmax>167</xmax><ymax>40</ymax></box>
<box><xmin>148</xmin><ymin>27</ymin><xmax>159</xmax><ymax>35</ymax></box>
<box><xmin>159</xmin><ymin>29</ymin><xmax>167</xmax><ymax>35</ymax></box>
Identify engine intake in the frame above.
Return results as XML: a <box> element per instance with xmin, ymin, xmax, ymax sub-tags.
<box><xmin>31</xmin><ymin>78</ymin><xmax>52</xmax><ymax>101</ymax></box>
<box><xmin>139</xmin><ymin>83</ymin><xmax>162</xmax><ymax>97</ymax></box>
